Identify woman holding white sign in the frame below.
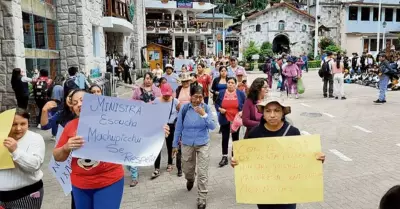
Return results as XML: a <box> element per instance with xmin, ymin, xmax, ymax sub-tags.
<box><xmin>0</xmin><ymin>108</ymin><xmax>46</xmax><ymax>209</ymax></box>
<box><xmin>230</xmin><ymin>97</ymin><xmax>325</xmax><ymax>209</ymax></box>
<box><xmin>172</xmin><ymin>85</ymin><xmax>217</xmax><ymax>209</ymax></box>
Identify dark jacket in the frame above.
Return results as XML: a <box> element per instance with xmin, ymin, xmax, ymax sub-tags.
<box><xmin>11</xmin><ymin>77</ymin><xmax>29</xmax><ymax>98</ymax></box>
<box><xmin>211</xmin><ymin>77</ymin><xmax>227</xmax><ymax>102</ymax></box>
<box><xmin>215</xmin><ymin>89</ymin><xmax>246</xmax><ymax>126</ymax></box>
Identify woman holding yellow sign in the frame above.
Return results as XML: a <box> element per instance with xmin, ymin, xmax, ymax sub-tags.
<box><xmin>230</xmin><ymin>97</ymin><xmax>325</xmax><ymax>209</ymax></box>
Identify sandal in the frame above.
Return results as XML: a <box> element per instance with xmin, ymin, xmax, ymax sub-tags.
<box><xmin>151</xmin><ymin>170</ymin><xmax>160</xmax><ymax>179</ymax></box>
<box><xmin>130</xmin><ymin>180</ymin><xmax>138</xmax><ymax>187</ymax></box>
<box><xmin>166</xmin><ymin>164</ymin><xmax>173</xmax><ymax>172</ymax></box>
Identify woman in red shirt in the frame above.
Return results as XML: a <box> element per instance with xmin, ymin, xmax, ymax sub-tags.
<box><xmin>215</xmin><ymin>77</ymin><xmax>246</xmax><ymax>167</ymax></box>
<box><xmin>196</xmin><ymin>63</ymin><xmax>212</xmax><ymax>104</ymax></box>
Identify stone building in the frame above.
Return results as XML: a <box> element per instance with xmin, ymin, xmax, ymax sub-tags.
<box><xmin>0</xmin><ymin>0</ymin><xmax>145</xmax><ymax>110</ymax></box>
<box><xmin>240</xmin><ymin>2</ymin><xmax>315</xmax><ymax>57</ymax></box>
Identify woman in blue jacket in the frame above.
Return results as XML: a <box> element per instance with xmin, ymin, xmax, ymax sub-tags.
<box><xmin>215</xmin><ymin>77</ymin><xmax>246</xmax><ymax>167</ymax></box>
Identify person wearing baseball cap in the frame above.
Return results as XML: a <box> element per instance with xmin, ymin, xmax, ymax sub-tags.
<box><xmin>231</xmin><ymin>96</ymin><xmax>325</xmax><ymax>209</ymax></box>
<box><xmin>228</xmin><ymin>56</ymin><xmax>246</xmax><ymax>78</ymax></box>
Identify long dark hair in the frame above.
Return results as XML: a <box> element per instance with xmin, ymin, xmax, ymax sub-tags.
<box><xmin>247</xmin><ymin>78</ymin><xmax>267</xmax><ymax>104</ymax></box>
<box><xmin>11</xmin><ymin>68</ymin><xmax>22</xmax><ymax>87</ymax></box>
<box><xmin>336</xmin><ymin>55</ymin><xmax>342</xmax><ymax>69</ymax></box>
<box><xmin>58</xmin><ymin>89</ymin><xmax>86</xmax><ymax>126</ymax></box>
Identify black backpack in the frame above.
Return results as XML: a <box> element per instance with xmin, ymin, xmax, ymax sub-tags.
<box><xmin>139</xmin><ymin>88</ymin><xmax>155</xmax><ymax>103</ymax></box>
<box><xmin>351</xmin><ymin>57</ymin><xmax>358</xmax><ymax>69</ymax></box>
<box><xmin>318</xmin><ymin>60</ymin><xmax>331</xmax><ymax>78</ymax></box>
<box><xmin>63</xmin><ymin>77</ymin><xmax>80</xmax><ymax>99</ymax></box>
<box><xmin>34</xmin><ymin>79</ymin><xmax>50</xmax><ymax>100</ymax></box>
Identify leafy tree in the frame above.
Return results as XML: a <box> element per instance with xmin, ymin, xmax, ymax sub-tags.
<box><xmin>259</xmin><ymin>41</ymin><xmax>273</xmax><ymax>61</ymax></box>
<box><xmin>325</xmin><ymin>44</ymin><xmax>342</xmax><ymax>53</ymax></box>
<box><xmin>319</xmin><ymin>37</ymin><xmax>335</xmax><ymax>51</ymax></box>
<box><xmin>243</xmin><ymin>41</ymin><xmax>260</xmax><ymax>62</ymax></box>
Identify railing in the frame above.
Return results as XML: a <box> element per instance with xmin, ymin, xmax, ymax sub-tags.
<box><xmin>104</xmin><ymin>0</ymin><xmax>129</xmax><ymax>21</ymax></box>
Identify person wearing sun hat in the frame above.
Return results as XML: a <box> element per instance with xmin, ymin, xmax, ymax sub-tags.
<box><xmin>176</xmin><ymin>72</ymin><xmax>193</xmax><ymax>106</ymax></box>
<box><xmin>230</xmin><ymin>96</ymin><xmax>326</xmax><ymax>209</ymax></box>
<box><xmin>163</xmin><ymin>64</ymin><xmax>180</xmax><ymax>92</ymax></box>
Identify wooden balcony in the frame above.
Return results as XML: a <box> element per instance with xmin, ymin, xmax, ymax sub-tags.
<box><xmin>103</xmin><ymin>0</ymin><xmax>129</xmax><ymax>21</ymax></box>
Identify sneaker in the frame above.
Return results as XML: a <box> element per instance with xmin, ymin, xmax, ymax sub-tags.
<box><xmin>341</xmin><ymin>97</ymin><xmax>347</xmax><ymax>100</ymax></box>
<box><xmin>323</xmin><ymin>95</ymin><xmax>327</xmax><ymax>98</ymax></box>
<box><xmin>186</xmin><ymin>180</ymin><xmax>194</xmax><ymax>191</ymax></box>
<box><xmin>374</xmin><ymin>100</ymin><xmax>385</xmax><ymax>104</ymax></box>
<box><xmin>335</xmin><ymin>97</ymin><xmax>338</xmax><ymax>99</ymax></box>
<box><xmin>218</xmin><ymin>156</ymin><xmax>228</xmax><ymax>167</ymax></box>
<box><xmin>295</xmin><ymin>94</ymin><xmax>299</xmax><ymax>99</ymax></box>
<box><xmin>37</xmin><ymin>124</ymin><xmax>41</xmax><ymax>129</ymax></box>
<box><xmin>177</xmin><ymin>170</ymin><xmax>182</xmax><ymax>177</ymax></box>
<box><xmin>198</xmin><ymin>203</ymin><xmax>206</xmax><ymax>209</ymax></box>
<box><xmin>329</xmin><ymin>95</ymin><xmax>335</xmax><ymax>98</ymax></box>
<box><xmin>51</xmin><ymin>136</ymin><xmax>56</xmax><ymax>141</ymax></box>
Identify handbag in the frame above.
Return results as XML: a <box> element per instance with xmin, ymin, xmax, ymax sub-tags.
<box><xmin>292</xmin><ymin>77</ymin><xmax>298</xmax><ymax>83</ymax></box>
<box><xmin>230</xmin><ymin>112</ymin><xmax>242</xmax><ymax>133</ymax></box>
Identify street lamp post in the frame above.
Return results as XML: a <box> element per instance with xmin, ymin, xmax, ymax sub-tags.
<box><xmin>222</xmin><ymin>6</ymin><xmax>225</xmax><ymax>56</ymax></box>
<box><xmin>382</xmin><ymin>21</ymin><xmax>387</xmax><ymax>51</ymax></box>
<box><xmin>376</xmin><ymin>0</ymin><xmax>382</xmax><ymax>53</ymax></box>
<box><xmin>313</xmin><ymin>0</ymin><xmax>320</xmax><ymax>59</ymax></box>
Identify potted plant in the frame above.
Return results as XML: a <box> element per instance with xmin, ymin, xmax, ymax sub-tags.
<box><xmin>161</xmin><ymin>0</ymin><xmax>168</xmax><ymax>3</ymax></box>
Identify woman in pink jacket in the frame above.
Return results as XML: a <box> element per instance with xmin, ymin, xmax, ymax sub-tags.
<box><xmin>283</xmin><ymin>57</ymin><xmax>300</xmax><ymax>99</ymax></box>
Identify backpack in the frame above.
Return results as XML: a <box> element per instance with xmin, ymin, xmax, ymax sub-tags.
<box><xmin>139</xmin><ymin>88</ymin><xmax>155</xmax><ymax>103</ymax></box>
<box><xmin>34</xmin><ymin>78</ymin><xmax>50</xmax><ymax>100</ymax></box>
<box><xmin>263</xmin><ymin>62</ymin><xmax>272</xmax><ymax>74</ymax></box>
<box><xmin>351</xmin><ymin>57</ymin><xmax>358</xmax><ymax>69</ymax></box>
<box><xmin>63</xmin><ymin>77</ymin><xmax>80</xmax><ymax>99</ymax></box>
<box><xmin>318</xmin><ymin>60</ymin><xmax>331</xmax><ymax>78</ymax></box>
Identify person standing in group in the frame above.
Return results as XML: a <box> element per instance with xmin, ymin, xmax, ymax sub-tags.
<box><xmin>172</xmin><ymin>85</ymin><xmax>217</xmax><ymax>209</ymax></box>
<box><xmin>131</xmin><ymin>72</ymin><xmax>161</xmax><ymax>186</ymax></box>
<box><xmin>123</xmin><ymin>56</ymin><xmax>133</xmax><ymax>84</ymax></box>
<box><xmin>215</xmin><ymin>77</ymin><xmax>246</xmax><ymax>167</ymax></box>
<box><xmin>211</xmin><ymin>66</ymin><xmax>228</xmax><ymax>105</ymax></box>
<box><xmin>210</xmin><ymin>61</ymin><xmax>220</xmax><ymax>79</ymax></box>
<box><xmin>152</xmin><ymin>63</ymin><xmax>164</xmax><ymax>80</ymax></box>
<box><xmin>236</xmin><ymin>68</ymin><xmax>248</xmax><ymax>94</ymax></box>
<box><xmin>282</xmin><ymin>57</ymin><xmax>300</xmax><ymax>99</ymax></box>
<box><xmin>176</xmin><ymin>72</ymin><xmax>193</xmax><ymax>105</ymax></box>
<box><xmin>0</xmin><ymin>108</ymin><xmax>46</xmax><ymax>209</ymax></box>
<box><xmin>152</xmin><ymin>83</ymin><xmax>181</xmax><ymax>178</ymax></box>
<box><xmin>264</xmin><ymin>58</ymin><xmax>273</xmax><ymax>89</ymax></box>
<box><xmin>11</xmin><ymin>68</ymin><xmax>32</xmax><ymax>109</ymax></box>
<box><xmin>242</xmin><ymin>78</ymin><xmax>268</xmax><ymax>138</ymax></box>
<box><xmin>301</xmin><ymin>52</ymin><xmax>309</xmax><ymax>73</ymax></box>
<box><xmin>196</xmin><ymin>63</ymin><xmax>212</xmax><ymax>104</ymax></box>
<box><xmin>231</xmin><ymin>97</ymin><xmax>325</xmax><ymax>209</ymax></box>
<box><xmin>163</xmin><ymin>64</ymin><xmax>180</xmax><ymax>91</ymax></box>
<box><xmin>322</xmin><ymin>51</ymin><xmax>334</xmax><ymax>98</ymax></box>
<box><xmin>63</xmin><ymin>67</ymin><xmax>88</xmax><ymax>99</ymax></box>
<box><xmin>33</xmin><ymin>69</ymin><xmax>53</xmax><ymax>128</ymax></box>
<box><xmin>332</xmin><ymin>54</ymin><xmax>346</xmax><ymax>100</ymax></box>
<box><xmin>375</xmin><ymin>53</ymin><xmax>392</xmax><ymax>104</ymax></box>
<box><xmin>89</xmin><ymin>84</ymin><xmax>103</xmax><ymax>95</ymax></box>
<box><xmin>277</xmin><ymin>54</ymin><xmax>287</xmax><ymax>92</ymax></box>
<box><xmin>227</xmin><ymin>56</ymin><xmax>246</xmax><ymax>78</ymax></box>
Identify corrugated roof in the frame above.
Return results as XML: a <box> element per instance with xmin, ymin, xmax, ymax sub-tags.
<box><xmin>246</xmin><ymin>2</ymin><xmax>315</xmax><ymax>21</ymax></box>
<box><xmin>196</xmin><ymin>13</ymin><xmax>235</xmax><ymax>19</ymax></box>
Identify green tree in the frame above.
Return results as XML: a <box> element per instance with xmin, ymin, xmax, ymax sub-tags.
<box><xmin>319</xmin><ymin>37</ymin><xmax>335</xmax><ymax>51</ymax></box>
<box><xmin>259</xmin><ymin>41</ymin><xmax>273</xmax><ymax>61</ymax></box>
<box><xmin>325</xmin><ymin>45</ymin><xmax>342</xmax><ymax>53</ymax></box>
<box><xmin>243</xmin><ymin>41</ymin><xmax>260</xmax><ymax>62</ymax></box>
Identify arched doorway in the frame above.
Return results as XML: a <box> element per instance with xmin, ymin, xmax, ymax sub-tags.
<box><xmin>272</xmin><ymin>34</ymin><xmax>290</xmax><ymax>54</ymax></box>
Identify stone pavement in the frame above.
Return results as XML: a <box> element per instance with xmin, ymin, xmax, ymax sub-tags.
<box><xmin>37</xmin><ymin>73</ymin><xmax>400</xmax><ymax>209</ymax></box>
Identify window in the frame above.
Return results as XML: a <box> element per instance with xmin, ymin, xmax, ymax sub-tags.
<box><xmin>47</xmin><ymin>19</ymin><xmax>57</xmax><ymax>50</ymax></box>
<box><xmin>34</xmin><ymin>15</ymin><xmax>46</xmax><ymax>49</ymax></box>
<box><xmin>348</xmin><ymin>7</ymin><xmax>358</xmax><ymax>20</ymax></box>
<box><xmin>92</xmin><ymin>26</ymin><xmax>100</xmax><ymax>57</ymax></box>
<box><xmin>370</xmin><ymin>39</ymin><xmax>377</xmax><ymax>51</ymax></box>
<box><xmin>361</xmin><ymin>7</ymin><xmax>370</xmax><ymax>21</ymax></box>
<box><xmin>385</xmin><ymin>8</ymin><xmax>393</xmax><ymax>21</ymax></box>
<box><xmin>363</xmin><ymin>39</ymin><xmax>369</xmax><ymax>52</ymax></box>
<box><xmin>23</xmin><ymin>12</ymin><xmax>33</xmax><ymax>48</ymax></box>
<box><xmin>255</xmin><ymin>24</ymin><xmax>261</xmax><ymax>32</ymax></box>
<box><xmin>278</xmin><ymin>20</ymin><xmax>285</xmax><ymax>30</ymax></box>
<box><xmin>302</xmin><ymin>25</ymin><xmax>307</xmax><ymax>32</ymax></box>
<box><xmin>373</xmin><ymin>8</ymin><xmax>382</xmax><ymax>21</ymax></box>
<box><xmin>397</xmin><ymin>9</ymin><xmax>400</xmax><ymax>22</ymax></box>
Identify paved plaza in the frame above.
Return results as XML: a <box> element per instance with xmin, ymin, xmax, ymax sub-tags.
<box><xmin>38</xmin><ymin>71</ymin><xmax>400</xmax><ymax>209</ymax></box>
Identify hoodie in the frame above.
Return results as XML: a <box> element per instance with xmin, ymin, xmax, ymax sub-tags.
<box><xmin>282</xmin><ymin>64</ymin><xmax>300</xmax><ymax>78</ymax></box>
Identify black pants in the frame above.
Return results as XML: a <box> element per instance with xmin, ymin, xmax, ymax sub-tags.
<box><xmin>16</xmin><ymin>96</ymin><xmax>29</xmax><ymax>109</ymax></box>
<box><xmin>323</xmin><ymin>75</ymin><xmax>334</xmax><ymax>97</ymax></box>
<box><xmin>280</xmin><ymin>75</ymin><xmax>286</xmax><ymax>91</ymax></box>
<box><xmin>35</xmin><ymin>99</ymin><xmax>47</xmax><ymax>125</ymax></box>
<box><xmin>257</xmin><ymin>204</ymin><xmax>296</xmax><ymax>209</ymax></box>
<box><xmin>154</xmin><ymin>124</ymin><xmax>175</xmax><ymax>169</ymax></box>
<box><xmin>71</xmin><ymin>192</ymin><xmax>75</xmax><ymax>209</ymax></box>
<box><xmin>221</xmin><ymin>123</ymin><xmax>240</xmax><ymax>155</ymax></box>
<box><xmin>124</xmin><ymin>67</ymin><xmax>132</xmax><ymax>84</ymax></box>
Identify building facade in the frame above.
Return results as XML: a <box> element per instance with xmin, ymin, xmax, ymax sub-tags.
<box><xmin>240</xmin><ymin>2</ymin><xmax>315</xmax><ymax>57</ymax></box>
<box><xmin>0</xmin><ymin>0</ymin><xmax>145</xmax><ymax>110</ymax></box>
<box><xmin>309</xmin><ymin>0</ymin><xmax>400</xmax><ymax>55</ymax></box>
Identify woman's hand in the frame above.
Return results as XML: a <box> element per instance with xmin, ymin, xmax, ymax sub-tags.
<box><xmin>164</xmin><ymin>125</ymin><xmax>170</xmax><ymax>137</ymax></box>
<box><xmin>3</xmin><ymin>137</ymin><xmax>18</xmax><ymax>153</ymax></box>
<box><xmin>238</xmin><ymin>111</ymin><xmax>242</xmax><ymax>117</ymax></box>
<box><xmin>316</xmin><ymin>152</ymin><xmax>325</xmax><ymax>163</ymax></box>
<box><xmin>172</xmin><ymin>148</ymin><xmax>178</xmax><ymax>157</ymax></box>
<box><xmin>43</xmin><ymin>101</ymin><xmax>57</xmax><ymax>112</ymax></box>
<box><xmin>219</xmin><ymin>108</ymin><xmax>226</xmax><ymax>114</ymax></box>
<box><xmin>63</xmin><ymin>136</ymin><xmax>84</xmax><ymax>152</ymax></box>
<box><xmin>231</xmin><ymin>157</ymin><xmax>238</xmax><ymax>168</ymax></box>
<box><xmin>194</xmin><ymin>106</ymin><xmax>206</xmax><ymax>116</ymax></box>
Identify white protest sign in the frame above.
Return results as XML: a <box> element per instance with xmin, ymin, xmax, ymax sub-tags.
<box><xmin>73</xmin><ymin>94</ymin><xmax>170</xmax><ymax>166</ymax></box>
<box><xmin>48</xmin><ymin>125</ymin><xmax>72</xmax><ymax>196</ymax></box>
<box><xmin>174</xmin><ymin>59</ymin><xmax>191</xmax><ymax>73</ymax></box>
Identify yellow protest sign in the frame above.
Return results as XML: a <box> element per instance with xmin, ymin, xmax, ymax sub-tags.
<box><xmin>233</xmin><ymin>135</ymin><xmax>323</xmax><ymax>204</ymax></box>
<box><xmin>0</xmin><ymin>108</ymin><xmax>16</xmax><ymax>170</ymax></box>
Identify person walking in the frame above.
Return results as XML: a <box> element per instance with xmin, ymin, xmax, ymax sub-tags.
<box><xmin>33</xmin><ymin>69</ymin><xmax>53</xmax><ymax>128</ymax></box>
<box><xmin>282</xmin><ymin>57</ymin><xmax>300</xmax><ymax>99</ymax></box>
<box><xmin>151</xmin><ymin>83</ymin><xmax>181</xmax><ymax>178</ymax></box>
<box><xmin>123</xmin><ymin>56</ymin><xmax>132</xmax><ymax>84</ymax></box>
<box><xmin>211</xmin><ymin>66</ymin><xmax>228</xmax><ymax>105</ymax></box>
<box><xmin>332</xmin><ymin>55</ymin><xmax>346</xmax><ymax>100</ymax></box>
<box><xmin>196</xmin><ymin>63</ymin><xmax>212</xmax><ymax>104</ymax></box>
<box><xmin>322</xmin><ymin>51</ymin><xmax>334</xmax><ymax>98</ymax></box>
<box><xmin>11</xmin><ymin>68</ymin><xmax>32</xmax><ymax>109</ymax></box>
<box><xmin>163</xmin><ymin>64</ymin><xmax>180</xmax><ymax>91</ymax></box>
<box><xmin>242</xmin><ymin>78</ymin><xmax>268</xmax><ymax>138</ymax></box>
<box><xmin>231</xmin><ymin>97</ymin><xmax>326</xmax><ymax>209</ymax></box>
<box><xmin>172</xmin><ymin>85</ymin><xmax>217</xmax><ymax>209</ymax></box>
<box><xmin>0</xmin><ymin>108</ymin><xmax>46</xmax><ymax>209</ymax></box>
<box><xmin>215</xmin><ymin>77</ymin><xmax>246</xmax><ymax>167</ymax></box>
<box><xmin>375</xmin><ymin>54</ymin><xmax>392</xmax><ymax>103</ymax></box>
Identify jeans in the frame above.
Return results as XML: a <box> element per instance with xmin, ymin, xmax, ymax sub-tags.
<box><xmin>72</xmin><ymin>178</ymin><xmax>124</xmax><ymax>209</ymax></box>
<box><xmin>257</xmin><ymin>204</ymin><xmax>296</xmax><ymax>209</ymax></box>
<box><xmin>154</xmin><ymin>124</ymin><xmax>175</xmax><ymax>169</ymax></box>
<box><xmin>280</xmin><ymin>75</ymin><xmax>286</xmax><ymax>91</ymax></box>
<box><xmin>333</xmin><ymin>73</ymin><xmax>345</xmax><ymax>97</ymax></box>
<box><xmin>127</xmin><ymin>166</ymin><xmax>138</xmax><ymax>180</ymax></box>
<box><xmin>379</xmin><ymin>74</ymin><xmax>390</xmax><ymax>101</ymax></box>
<box><xmin>220</xmin><ymin>123</ymin><xmax>240</xmax><ymax>156</ymax></box>
<box><xmin>323</xmin><ymin>75</ymin><xmax>333</xmax><ymax>96</ymax></box>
